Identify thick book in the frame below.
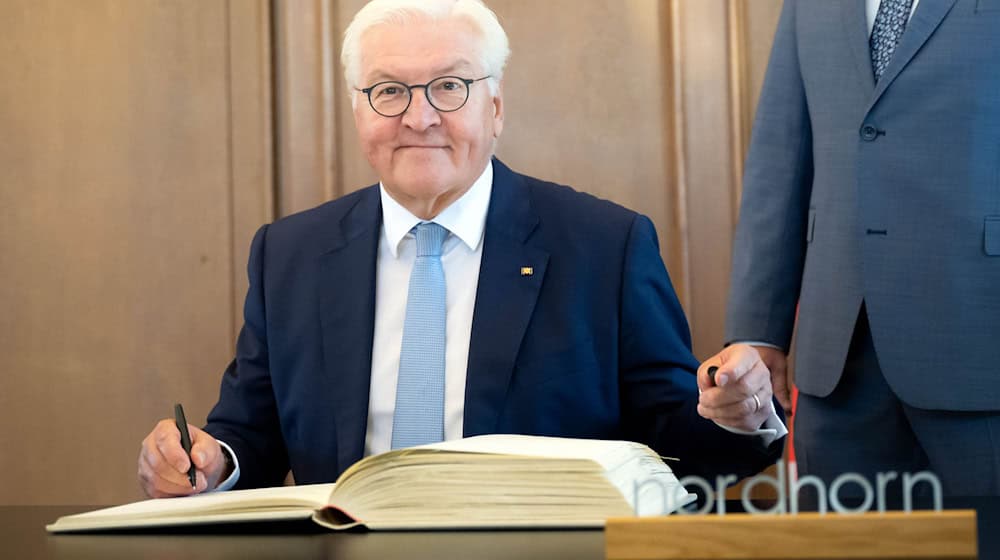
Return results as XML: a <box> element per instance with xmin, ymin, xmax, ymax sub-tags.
<box><xmin>47</xmin><ymin>434</ymin><xmax>694</xmax><ymax>533</ymax></box>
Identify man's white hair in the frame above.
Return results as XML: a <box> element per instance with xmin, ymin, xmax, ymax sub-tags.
<box><xmin>341</xmin><ymin>0</ymin><xmax>510</xmax><ymax>95</ymax></box>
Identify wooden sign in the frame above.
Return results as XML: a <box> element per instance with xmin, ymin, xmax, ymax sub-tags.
<box><xmin>605</xmin><ymin>511</ymin><xmax>977</xmax><ymax>559</ymax></box>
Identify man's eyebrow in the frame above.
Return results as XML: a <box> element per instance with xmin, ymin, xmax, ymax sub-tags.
<box><xmin>433</xmin><ymin>60</ymin><xmax>478</xmax><ymax>75</ymax></box>
<box><xmin>362</xmin><ymin>60</ymin><xmax>481</xmax><ymax>85</ymax></box>
<box><xmin>361</xmin><ymin>71</ymin><xmax>397</xmax><ymax>85</ymax></box>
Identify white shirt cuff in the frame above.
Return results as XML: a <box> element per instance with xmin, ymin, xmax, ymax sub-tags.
<box><xmin>713</xmin><ymin>402</ymin><xmax>788</xmax><ymax>448</ymax></box>
<box><xmin>737</xmin><ymin>340</ymin><xmax>784</xmax><ymax>350</ymax></box>
<box><xmin>207</xmin><ymin>439</ymin><xmax>241</xmax><ymax>492</ymax></box>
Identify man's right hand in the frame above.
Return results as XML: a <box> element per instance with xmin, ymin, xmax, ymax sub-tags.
<box><xmin>753</xmin><ymin>345</ymin><xmax>791</xmax><ymax>412</ymax></box>
<box><xmin>138</xmin><ymin>419</ymin><xmax>227</xmax><ymax>498</ymax></box>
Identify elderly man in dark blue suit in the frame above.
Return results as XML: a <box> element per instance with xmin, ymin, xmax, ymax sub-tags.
<box><xmin>137</xmin><ymin>0</ymin><xmax>785</xmax><ymax>498</ymax></box>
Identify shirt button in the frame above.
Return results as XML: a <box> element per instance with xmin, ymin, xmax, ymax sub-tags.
<box><xmin>860</xmin><ymin>124</ymin><xmax>879</xmax><ymax>141</ymax></box>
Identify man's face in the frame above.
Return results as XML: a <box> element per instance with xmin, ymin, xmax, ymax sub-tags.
<box><xmin>354</xmin><ymin>17</ymin><xmax>504</xmax><ymax>219</ymax></box>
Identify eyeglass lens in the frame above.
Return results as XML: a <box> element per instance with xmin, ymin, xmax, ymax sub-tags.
<box><xmin>368</xmin><ymin>76</ymin><xmax>471</xmax><ymax>117</ymax></box>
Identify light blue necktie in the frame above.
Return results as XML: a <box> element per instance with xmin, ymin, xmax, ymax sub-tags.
<box><xmin>391</xmin><ymin>222</ymin><xmax>448</xmax><ymax>449</ymax></box>
<box><xmin>870</xmin><ymin>0</ymin><xmax>913</xmax><ymax>81</ymax></box>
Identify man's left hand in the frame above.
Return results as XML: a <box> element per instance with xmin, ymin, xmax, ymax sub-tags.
<box><xmin>696</xmin><ymin>344</ymin><xmax>773</xmax><ymax>432</ymax></box>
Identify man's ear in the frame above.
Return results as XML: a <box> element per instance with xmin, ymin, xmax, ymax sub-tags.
<box><xmin>492</xmin><ymin>80</ymin><xmax>504</xmax><ymax>138</ymax></box>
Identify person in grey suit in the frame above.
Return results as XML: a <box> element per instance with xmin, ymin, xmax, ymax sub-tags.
<box><xmin>706</xmin><ymin>0</ymin><xmax>1000</xmax><ymax>500</ymax></box>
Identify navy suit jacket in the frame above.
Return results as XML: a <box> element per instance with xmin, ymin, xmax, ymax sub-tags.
<box><xmin>206</xmin><ymin>159</ymin><xmax>781</xmax><ymax>489</ymax></box>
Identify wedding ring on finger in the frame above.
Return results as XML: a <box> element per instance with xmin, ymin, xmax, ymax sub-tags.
<box><xmin>752</xmin><ymin>394</ymin><xmax>761</xmax><ymax>413</ymax></box>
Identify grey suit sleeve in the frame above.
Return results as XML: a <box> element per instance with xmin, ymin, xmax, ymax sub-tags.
<box><xmin>725</xmin><ymin>0</ymin><xmax>813</xmax><ymax>351</ymax></box>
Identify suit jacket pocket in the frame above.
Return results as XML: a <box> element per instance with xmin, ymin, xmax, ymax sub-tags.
<box><xmin>807</xmin><ymin>209</ymin><xmax>816</xmax><ymax>243</ymax></box>
<box><xmin>977</xmin><ymin>0</ymin><xmax>1000</xmax><ymax>12</ymax></box>
<box><xmin>985</xmin><ymin>216</ymin><xmax>1000</xmax><ymax>256</ymax></box>
<box><xmin>512</xmin><ymin>338</ymin><xmax>599</xmax><ymax>389</ymax></box>
<box><xmin>504</xmin><ymin>339</ymin><xmax>610</xmax><ymax>437</ymax></box>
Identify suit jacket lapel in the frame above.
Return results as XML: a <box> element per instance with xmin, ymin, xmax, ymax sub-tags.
<box><xmin>317</xmin><ymin>187</ymin><xmax>381</xmax><ymax>474</ymax></box>
<box><xmin>841</xmin><ymin>0</ymin><xmax>876</xmax><ymax>92</ymax></box>
<box><xmin>463</xmin><ymin>159</ymin><xmax>549</xmax><ymax>436</ymax></box>
<box><xmin>869</xmin><ymin>0</ymin><xmax>958</xmax><ymax>108</ymax></box>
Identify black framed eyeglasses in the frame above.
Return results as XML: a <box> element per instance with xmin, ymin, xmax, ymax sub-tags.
<box><xmin>358</xmin><ymin>75</ymin><xmax>491</xmax><ymax>118</ymax></box>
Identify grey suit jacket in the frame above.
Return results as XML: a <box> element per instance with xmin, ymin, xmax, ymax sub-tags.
<box><xmin>726</xmin><ymin>0</ymin><xmax>1000</xmax><ymax>410</ymax></box>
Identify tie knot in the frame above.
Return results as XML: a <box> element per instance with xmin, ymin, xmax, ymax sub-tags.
<box><xmin>414</xmin><ymin>222</ymin><xmax>447</xmax><ymax>257</ymax></box>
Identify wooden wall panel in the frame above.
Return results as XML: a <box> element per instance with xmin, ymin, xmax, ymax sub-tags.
<box><xmin>273</xmin><ymin>0</ymin><xmax>339</xmax><ymax>215</ymax></box>
<box><xmin>230</xmin><ymin>1</ymin><xmax>277</xmax><ymax>334</ymax></box>
<box><xmin>334</xmin><ymin>0</ymin><xmax>378</xmax><ymax>196</ymax></box>
<box><xmin>492</xmin><ymin>0</ymin><xmax>684</xmax><ymax>309</ymax></box>
<box><xmin>493</xmin><ymin>1</ymin><xmax>675</xmax><ymax>234</ymax></box>
<box><xmin>672</xmin><ymin>0</ymin><xmax>739</xmax><ymax>357</ymax></box>
<box><xmin>0</xmin><ymin>0</ymin><xmax>272</xmax><ymax>505</ymax></box>
<box><xmin>744</xmin><ymin>1</ymin><xmax>784</xmax><ymax>150</ymax></box>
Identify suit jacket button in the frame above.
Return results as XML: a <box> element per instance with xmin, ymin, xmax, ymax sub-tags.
<box><xmin>860</xmin><ymin>124</ymin><xmax>878</xmax><ymax>141</ymax></box>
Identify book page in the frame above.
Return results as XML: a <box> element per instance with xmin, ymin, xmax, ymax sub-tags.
<box><xmin>420</xmin><ymin>435</ymin><xmax>694</xmax><ymax>515</ymax></box>
<box><xmin>419</xmin><ymin>434</ymin><xmax>643</xmax><ymax>469</ymax></box>
<box><xmin>606</xmin><ymin>449</ymin><xmax>695</xmax><ymax>515</ymax></box>
<box><xmin>47</xmin><ymin>483</ymin><xmax>335</xmax><ymax>532</ymax></box>
<box><xmin>315</xmin><ymin>452</ymin><xmax>633</xmax><ymax>530</ymax></box>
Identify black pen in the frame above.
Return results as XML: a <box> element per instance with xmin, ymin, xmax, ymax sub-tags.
<box><xmin>173</xmin><ymin>403</ymin><xmax>197</xmax><ymax>489</ymax></box>
<box><xmin>707</xmin><ymin>365</ymin><xmax>719</xmax><ymax>386</ymax></box>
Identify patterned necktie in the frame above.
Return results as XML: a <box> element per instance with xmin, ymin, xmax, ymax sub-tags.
<box><xmin>391</xmin><ymin>222</ymin><xmax>448</xmax><ymax>449</ymax></box>
<box><xmin>870</xmin><ymin>0</ymin><xmax>914</xmax><ymax>81</ymax></box>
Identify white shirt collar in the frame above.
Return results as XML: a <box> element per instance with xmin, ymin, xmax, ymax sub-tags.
<box><xmin>379</xmin><ymin>160</ymin><xmax>493</xmax><ymax>258</ymax></box>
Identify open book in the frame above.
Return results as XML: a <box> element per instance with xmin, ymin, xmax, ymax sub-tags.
<box><xmin>47</xmin><ymin>434</ymin><xmax>694</xmax><ymax>533</ymax></box>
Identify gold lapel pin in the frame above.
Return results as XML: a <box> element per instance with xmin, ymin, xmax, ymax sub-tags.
<box><xmin>520</xmin><ymin>267</ymin><xmax>533</xmax><ymax>277</ymax></box>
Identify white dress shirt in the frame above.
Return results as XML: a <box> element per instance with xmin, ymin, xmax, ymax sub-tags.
<box><xmin>364</xmin><ymin>162</ymin><xmax>493</xmax><ymax>456</ymax></box>
<box><xmin>866</xmin><ymin>0</ymin><xmax>920</xmax><ymax>36</ymax></box>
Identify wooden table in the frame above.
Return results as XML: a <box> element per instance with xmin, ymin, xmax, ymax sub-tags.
<box><xmin>7</xmin><ymin>506</ymin><xmax>605</xmax><ymax>560</ymax></box>
<box><xmin>9</xmin><ymin>498</ymin><xmax>998</xmax><ymax>560</ymax></box>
